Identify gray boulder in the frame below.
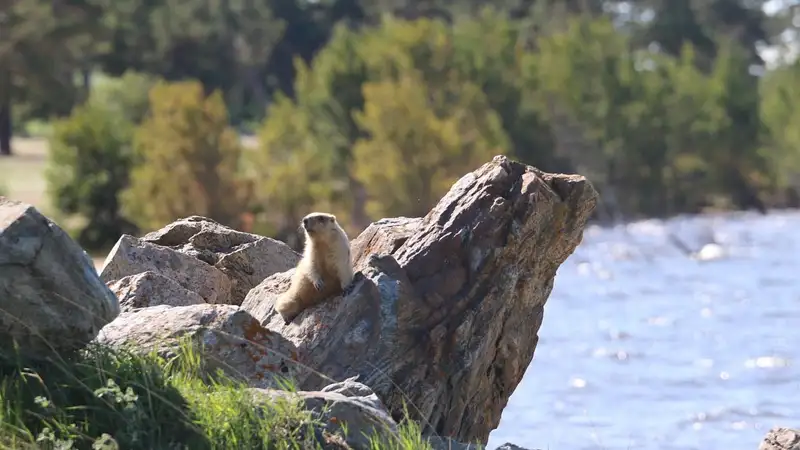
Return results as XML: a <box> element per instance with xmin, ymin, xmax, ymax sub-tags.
<box><xmin>108</xmin><ymin>271</ymin><xmax>205</xmax><ymax>312</ymax></box>
<box><xmin>254</xmin><ymin>377</ymin><xmax>398</xmax><ymax>449</ymax></box>
<box><xmin>96</xmin><ymin>304</ymin><xmax>302</xmax><ymax>389</ymax></box>
<box><xmin>0</xmin><ymin>198</ymin><xmax>119</xmax><ymax>357</ymax></box>
<box><xmin>100</xmin><ymin>234</ymin><xmax>233</xmax><ymax>304</ymax></box>
<box><xmin>100</xmin><ymin>216</ymin><xmax>299</xmax><ymax>306</ymax></box>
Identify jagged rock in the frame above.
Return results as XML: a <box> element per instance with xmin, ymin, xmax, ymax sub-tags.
<box><xmin>100</xmin><ymin>216</ymin><xmax>299</xmax><ymax>306</ymax></box>
<box><xmin>96</xmin><ymin>304</ymin><xmax>302</xmax><ymax>389</ymax></box>
<box><xmin>242</xmin><ymin>256</ymin><xmax>416</xmax><ymax>391</ymax></box>
<box><xmin>349</xmin><ymin>217</ymin><xmax>423</xmax><ymax>272</ymax></box>
<box><xmin>253</xmin><ymin>377</ymin><xmax>398</xmax><ymax>450</ymax></box>
<box><xmin>0</xmin><ymin>198</ymin><xmax>120</xmax><ymax>356</ymax></box>
<box><xmin>100</xmin><ymin>234</ymin><xmax>233</xmax><ymax>304</ymax></box>
<box><xmin>108</xmin><ymin>271</ymin><xmax>205</xmax><ymax>312</ymax></box>
<box><xmin>241</xmin><ymin>155</ymin><xmax>598</xmax><ymax>443</ymax></box>
<box><xmin>760</xmin><ymin>428</ymin><xmax>800</xmax><ymax>450</ymax></box>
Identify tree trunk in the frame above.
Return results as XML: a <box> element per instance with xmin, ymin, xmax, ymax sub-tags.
<box><xmin>348</xmin><ymin>177</ymin><xmax>371</xmax><ymax>232</ymax></box>
<box><xmin>0</xmin><ymin>99</ymin><xmax>11</xmax><ymax>156</ymax></box>
<box><xmin>727</xmin><ymin>166</ymin><xmax>767</xmax><ymax>214</ymax></box>
<box><xmin>81</xmin><ymin>68</ymin><xmax>92</xmax><ymax>103</ymax></box>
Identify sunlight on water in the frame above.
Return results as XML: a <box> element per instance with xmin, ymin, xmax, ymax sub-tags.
<box><xmin>486</xmin><ymin>210</ymin><xmax>800</xmax><ymax>450</ymax></box>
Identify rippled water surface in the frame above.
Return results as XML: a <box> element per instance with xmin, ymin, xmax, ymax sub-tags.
<box><xmin>486</xmin><ymin>210</ymin><xmax>800</xmax><ymax>450</ymax></box>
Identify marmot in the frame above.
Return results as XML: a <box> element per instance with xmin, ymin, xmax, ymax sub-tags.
<box><xmin>274</xmin><ymin>212</ymin><xmax>354</xmax><ymax>324</ymax></box>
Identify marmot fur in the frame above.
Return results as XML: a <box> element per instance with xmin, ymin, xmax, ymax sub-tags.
<box><xmin>274</xmin><ymin>212</ymin><xmax>354</xmax><ymax>324</ymax></box>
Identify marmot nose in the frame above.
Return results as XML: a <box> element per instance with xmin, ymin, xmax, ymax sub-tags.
<box><xmin>302</xmin><ymin>218</ymin><xmax>310</xmax><ymax>228</ymax></box>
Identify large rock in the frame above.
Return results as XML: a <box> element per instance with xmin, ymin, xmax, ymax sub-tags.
<box><xmin>96</xmin><ymin>304</ymin><xmax>302</xmax><ymax>389</ymax></box>
<box><xmin>0</xmin><ymin>198</ymin><xmax>120</xmax><ymax>356</ymax></box>
<box><xmin>100</xmin><ymin>216</ymin><xmax>300</xmax><ymax>306</ymax></box>
<box><xmin>253</xmin><ymin>377</ymin><xmax>398</xmax><ymax>450</ymax></box>
<box><xmin>761</xmin><ymin>428</ymin><xmax>800</xmax><ymax>450</ymax></box>
<box><xmin>109</xmin><ymin>271</ymin><xmax>205</xmax><ymax>313</ymax></box>
<box><xmin>101</xmin><ymin>235</ymin><xmax>233</xmax><ymax>304</ymax></box>
<box><xmin>241</xmin><ymin>155</ymin><xmax>598</xmax><ymax>443</ymax></box>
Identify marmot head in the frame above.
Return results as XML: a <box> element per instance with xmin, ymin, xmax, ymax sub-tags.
<box><xmin>301</xmin><ymin>212</ymin><xmax>340</xmax><ymax>237</ymax></box>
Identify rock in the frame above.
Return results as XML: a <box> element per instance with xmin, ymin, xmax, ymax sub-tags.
<box><xmin>253</xmin><ymin>377</ymin><xmax>398</xmax><ymax>450</ymax></box>
<box><xmin>241</xmin><ymin>155</ymin><xmax>598</xmax><ymax>443</ymax></box>
<box><xmin>100</xmin><ymin>216</ymin><xmax>299</xmax><ymax>306</ymax></box>
<box><xmin>760</xmin><ymin>428</ymin><xmax>800</xmax><ymax>450</ymax></box>
<box><xmin>425</xmin><ymin>437</ymin><xmax>537</xmax><ymax>450</ymax></box>
<box><xmin>425</xmin><ymin>435</ymin><xmax>481</xmax><ymax>450</ymax></box>
<box><xmin>108</xmin><ymin>271</ymin><xmax>205</xmax><ymax>312</ymax></box>
<box><xmin>349</xmin><ymin>217</ymin><xmax>423</xmax><ymax>272</ymax></box>
<box><xmin>96</xmin><ymin>304</ymin><xmax>302</xmax><ymax>389</ymax></box>
<box><xmin>242</xmin><ymin>256</ymin><xmax>416</xmax><ymax>391</ymax></box>
<box><xmin>100</xmin><ymin>234</ymin><xmax>233</xmax><ymax>304</ymax></box>
<box><xmin>0</xmin><ymin>198</ymin><xmax>120</xmax><ymax>356</ymax></box>
<box><xmin>494</xmin><ymin>443</ymin><xmax>538</xmax><ymax>450</ymax></box>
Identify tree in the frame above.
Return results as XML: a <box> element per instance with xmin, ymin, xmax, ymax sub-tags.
<box><xmin>268</xmin><ymin>12</ymin><xmax>554</xmax><ymax>227</ymax></box>
<box><xmin>352</xmin><ymin>69</ymin><xmax>509</xmax><ymax>218</ymax></box>
<box><xmin>246</xmin><ymin>94</ymin><xmax>340</xmax><ymax>247</ymax></box>
<box><xmin>704</xmin><ymin>40</ymin><xmax>770</xmax><ymax>212</ymax></box>
<box><xmin>97</xmin><ymin>0</ymin><xmax>286</xmax><ymax>125</ymax></box>
<box><xmin>531</xmin><ymin>16</ymin><xmax>753</xmax><ymax>216</ymax></box>
<box><xmin>46</xmin><ymin>101</ymin><xmax>137</xmax><ymax>251</ymax></box>
<box><xmin>627</xmin><ymin>0</ymin><xmax>771</xmax><ymax>68</ymax></box>
<box><xmin>89</xmin><ymin>71</ymin><xmax>159</xmax><ymax>125</ymax></box>
<box><xmin>122</xmin><ymin>80</ymin><xmax>251</xmax><ymax>231</ymax></box>
<box><xmin>0</xmin><ymin>0</ymin><xmax>104</xmax><ymax>155</ymax></box>
<box><xmin>761</xmin><ymin>59</ymin><xmax>800</xmax><ymax>178</ymax></box>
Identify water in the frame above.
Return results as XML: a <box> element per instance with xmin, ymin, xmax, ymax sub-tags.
<box><xmin>486</xmin><ymin>210</ymin><xmax>800</xmax><ymax>450</ymax></box>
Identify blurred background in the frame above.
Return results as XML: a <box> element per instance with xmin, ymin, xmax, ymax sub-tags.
<box><xmin>2</xmin><ymin>0</ymin><xmax>799</xmax><ymax>448</ymax></box>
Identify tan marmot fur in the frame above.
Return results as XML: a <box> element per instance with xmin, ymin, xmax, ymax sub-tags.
<box><xmin>274</xmin><ymin>212</ymin><xmax>354</xmax><ymax>324</ymax></box>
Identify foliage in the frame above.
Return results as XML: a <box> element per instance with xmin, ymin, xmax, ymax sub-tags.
<box><xmin>251</xmin><ymin>11</ymin><xmax>548</xmax><ymax>235</ymax></box>
<box><xmin>245</xmin><ymin>94</ymin><xmax>342</xmax><ymax>244</ymax></box>
<box><xmin>88</xmin><ymin>71</ymin><xmax>159</xmax><ymax>126</ymax></box>
<box><xmin>122</xmin><ymin>80</ymin><xmax>251</xmax><ymax>232</ymax></box>
<box><xmin>45</xmin><ymin>101</ymin><xmax>137</xmax><ymax>251</ymax></box>
<box><xmin>0</xmin><ymin>340</ymin><xmax>434</xmax><ymax>450</ymax></box>
<box><xmin>352</xmin><ymin>69</ymin><xmax>508</xmax><ymax>218</ymax></box>
<box><xmin>0</xmin><ymin>0</ymin><xmax>106</xmax><ymax>154</ymax></box>
<box><xmin>761</xmin><ymin>59</ymin><xmax>800</xmax><ymax>184</ymax></box>
<box><xmin>530</xmin><ymin>15</ymin><xmax>772</xmax><ymax>217</ymax></box>
<box><xmin>13</xmin><ymin>0</ymin><xmax>800</xmax><ymax>229</ymax></box>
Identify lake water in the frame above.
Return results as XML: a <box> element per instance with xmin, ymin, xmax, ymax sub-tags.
<box><xmin>486</xmin><ymin>210</ymin><xmax>800</xmax><ymax>450</ymax></box>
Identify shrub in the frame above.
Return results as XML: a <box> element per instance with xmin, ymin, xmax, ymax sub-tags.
<box><xmin>45</xmin><ymin>102</ymin><xmax>137</xmax><ymax>252</ymax></box>
<box><xmin>351</xmin><ymin>69</ymin><xmax>508</xmax><ymax>218</ymax></box>
<box><xmin>89</xmin><ymin>71</ymin><xmax>158</xmax><ymax>126</ymax></box>
<box><xmin>122</xmin><ymin>80</ymin><xmax>252</xmax><ymax>232</ymax></box>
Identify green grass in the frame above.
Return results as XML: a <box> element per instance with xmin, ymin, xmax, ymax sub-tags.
<box><xmin>0</xmin><ymin>340</ymin><xmax>432</xmax><ymax>450</ymax></box>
